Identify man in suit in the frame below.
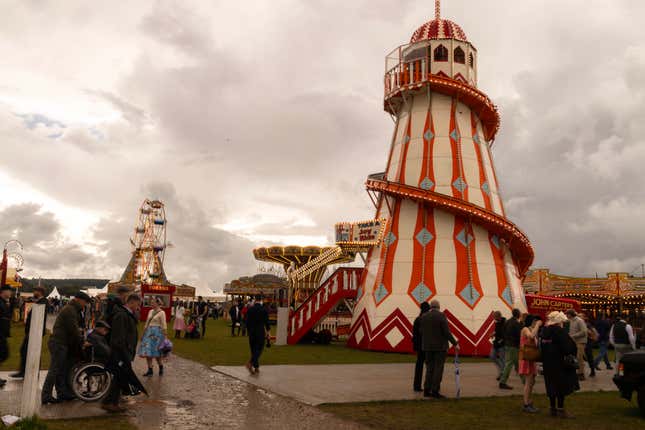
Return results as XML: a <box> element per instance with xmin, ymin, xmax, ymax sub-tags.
<box><xmin>420</xmin><ymin>299</ymin><xmax>459</xmax><ymax>398</ymax></box>
<box><xmin>0</xmin><ymin>286</ymin><xmax>13</xmax><ymax>387</ymax></box>
<box><xmin>245</xmin><ymin>295</ymin><xmax>270</xmax><ymax>374</ymax></box>
<box><xmin>12</xmin><ymin>286</ymin><xmax>47</xmax><ymax>379</ymax></box>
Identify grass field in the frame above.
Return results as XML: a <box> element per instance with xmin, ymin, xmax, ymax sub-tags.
<box><xmin>321</xmin><ymin>391</ymin><xmax>643</xmax><ymax>430</ymax></box>
<box><xmin>44</xmin><ymin>417</ymin><xmax>135</xmax><ymax>430</ymax></box>
<box><xmin>171</xmin><ymin>318</ymin><xmax>419</xmax><ymax>366</ymax></box>
<box><xmin>0</xmin><ymin>416</ymin><xmax>136</xmax><ymax>430</ymax></box>
<box><xmin>0</xmin><ymin>323</ymin><xmax>50</xmax><ymax>372</ymax></box>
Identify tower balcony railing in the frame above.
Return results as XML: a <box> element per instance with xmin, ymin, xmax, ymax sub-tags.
<box><xmin>384</xmin><ymin>40</ymin><xmax>477</xmax><ymax>100</ymax></box>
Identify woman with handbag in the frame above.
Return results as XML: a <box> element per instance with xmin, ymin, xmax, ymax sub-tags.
<box><xmin>519</xmin><ymin>315</ymin><xmax>542</xmax><ymax>413</ymax></box>
<box><xmin>540</xmin><ymin>311</ymin><xmax>580</xmax><ymax>419</ymax></box>
<box><xmin>138</xmin><ymin>298</ymin><xmax>168</xmax><ymax>376</ymax></box>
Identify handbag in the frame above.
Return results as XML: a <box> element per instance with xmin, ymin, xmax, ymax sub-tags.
<box><xmin>588</xmin><ymin>327</ymin><xmax>599</xmax><ymax>342</ymax></box>
<box><xmin>520</xmin><ymin>342</ymin><xmax>541</xmax><ymax>362</ymax></box>
<box><xmin>563</xmin><ymin>354</ymin><xmax>579</xmax><ymax>370</ymax></box>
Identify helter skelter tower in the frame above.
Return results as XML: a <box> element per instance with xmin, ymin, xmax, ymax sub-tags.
<box><xmin>347</xmin><ymin>2</ymin><xmax>534</xmax><ymax>355</ymax></box>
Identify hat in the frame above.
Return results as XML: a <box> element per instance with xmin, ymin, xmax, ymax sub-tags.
<box><xmin>95</xmin><ymin>320</ymin><xmax>111</xmax><ymax>329</ymax></box>
<box><xmin>0</xmin><ymin>285</ymin><xmax>13</xmax><ymax>292</ymax></box>
<box><xmin>117</xmin><ymin>286</ymin><xmax>131</xmax><ymax>294</ymax></box>
<box><xmin>546</xmin><ymin>311</ymin><xmax>567</xmax><ymax>326</ymax></box>
<box><xmin>75</xmin><ymin>292</ymin><xmax>92</xmax><ymax>302</ymax></box>
<box><xmin>420</xmin><ymin>302</ymin><xmax>431</xmax><ymax>313</ymax></box>
<box><xmin>33</xmin><ymin>286</ymin><xmax>46</xmax><ymax>294</ymax></box>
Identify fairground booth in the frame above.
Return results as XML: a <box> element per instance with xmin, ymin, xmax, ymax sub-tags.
<box><xmin>224</xmin><ymin>273</ymin><xmax>289</xmax><ymax>322</ymax></box>
<box><xmin>224</xmin><ymin>273</ymin><xmax>289</xmax><ymax>305</ymax></box>
<box><xmin>524</xmin><ymin>269</ymin><xmax>645</xmax><ymax>325</ymax></box>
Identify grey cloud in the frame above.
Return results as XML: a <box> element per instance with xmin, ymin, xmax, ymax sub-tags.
<box><xmin>0</xmin><ymin>203</ymin><xmax>96</xmax><ymax>274</ymax></box>
<box><xmin>2</xmin><ymin>0</ymin><xmax>645</xmax><ymax>287</ymax></box>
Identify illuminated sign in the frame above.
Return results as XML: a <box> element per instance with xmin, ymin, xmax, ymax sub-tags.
<box><xmin>146</xmin><ymin>285</ymin><xmax>170</xmax><ymax>292</ymax></box>
<box><xmin>335</xmin><ymin>219</ymin><xmax>386</xmax><ymax>245</ymax></box>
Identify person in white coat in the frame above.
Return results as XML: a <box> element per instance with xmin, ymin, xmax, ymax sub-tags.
<box><xmin>173</xmin><ymin>301</ymin><xmax>186</xmax><ymax>338</ymax></box>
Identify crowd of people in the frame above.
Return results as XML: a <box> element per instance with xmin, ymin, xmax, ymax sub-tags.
<box><xmin>485</xmin><ymin>308</ymin><xmax>644</xmax><ymax>417</ymax></box>
<box><xmin>2</xmin><ymin>281</ymin><xmax>645</xmax><ymax>418</ymax></box>
<box><xmin>171</xmin><ymin>297</ymin><xmax>221</xmax><ymax>339</ymax></box>
<box><xmin>34</xmin><ymin>286</ymin><xmax>146</xmax><ymax>412</ymax></box>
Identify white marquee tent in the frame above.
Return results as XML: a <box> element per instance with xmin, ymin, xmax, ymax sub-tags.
<box><xmin>47</xmin><ymin>287</ymin><xmax>61</xmax><ymax>299</ymax></box>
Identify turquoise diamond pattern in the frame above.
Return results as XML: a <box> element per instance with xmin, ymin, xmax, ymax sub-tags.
<box><xmin>456</xmin><ymin>228</ymin><xmax>474</xmax><ymax>248</ymax></box>
<box><xmin>424</xmin><ymin>130</ymin><xmax>434</xmax><ymax>141</ymax></box>
<box><xmin>411</xmin><ymin>282</ymin><xmax>432</xmax><ymax>305</ymax></box>
<box><xmin>460</xmin><ymin>283</ymin><xmax>481</xmax><ymax>307</ymax></box>
<box><xmin>356</xmin><ymin>286</ymin><xmax>363</xmax><ymax>301</ymax></box>
<box><xmin>481</xmin><ymin>181</ymin><xmax>490</xmax><ymax>195</ymax></box>
<box><xmin>415</xmin><ymin>228</ymin><xmax>434</xmax><ymax>247</ymax></box>
<box><xmin>374</xmin><ymin>283</ymin><xmax>389</xmax><ymax>304</ymax></box>
<box><xmin>384</xmin><ymin>231</ymin><xmax>397</xmax><ymax>246</ymax></box>
<box><xmin>420</xmin><ymin>177</ymin><xmax>434</xmax><ymax>190</ymax></box>
<box><xmin>491</xmin><ymin>235</ymin><xmax>500</xmax><ymax>249</ymax></box>
<box><xmin>473</xmin><ymin>134</ymin><xmax>480</xmax><ymax>144</ymax></box>
<box><xmin>453</xmin><ymin>177</ymin><xmax>467</xmax><ymax>192</ymax></box>
<box><xmin>501</xmin><ymin>286</ymin><xmax>513</xmax><ymax>307</ymax></box>
<box><xmin>450</xmin><ymin>129</ymin><xmax>460</xmax><ymax>141</ymax></box>
<box><xmin>404</xmin><ymin>135</ymin><xmax>410</xmax><ymax>143</ymax></box>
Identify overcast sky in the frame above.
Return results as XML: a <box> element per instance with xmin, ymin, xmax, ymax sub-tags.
<box><xmin>1</xmin><ymin>0</ymin><xmax>644</xmax><ymax>291</ymax></box>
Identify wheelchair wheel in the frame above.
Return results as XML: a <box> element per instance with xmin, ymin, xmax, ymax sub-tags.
<box><xmin>70</xmin><ymin>362</ymin><xmax>112</xmax><ymax>402</ymax></box>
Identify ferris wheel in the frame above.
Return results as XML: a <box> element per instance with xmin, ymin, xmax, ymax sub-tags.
<box><xmin>130</xmin><ymin>199</ymin><xmax>167</xmax><ymax>285</ymax></box>
<box><xmin>4</xmin><ymin>240</ymin><xmax>24</xmax><ymax>273</ymax></box>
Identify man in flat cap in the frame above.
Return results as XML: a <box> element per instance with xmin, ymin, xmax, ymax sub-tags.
<box><xmin>41</xmin><ymin>292</ymin><xmax>91</xmax><ymax>403</ymax></box>
<box><xmin>11</xmin><ymin>285</ymin><xmax>47</xmax><ymax>379</ymax></box>
<box><xmin>86</xmin><ymin>320</ymin><xmax>111</xmax><ymax>363</ymax></box>
<box><xmin>103</xmin><ymin>286</ymin><xmax>131</xmax><ymax>329</ymax></box>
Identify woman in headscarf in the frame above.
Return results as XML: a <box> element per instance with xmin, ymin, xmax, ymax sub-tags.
<box><xmin>540</xmin><ymin>311</ymin><xmax>579</xmax><ymax>418</ymax></box>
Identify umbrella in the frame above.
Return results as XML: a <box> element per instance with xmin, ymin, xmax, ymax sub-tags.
<box><xmin>107</xmin><ymin>360</ymin><xmax>149</xmax><ymax>397</ymax></box>
<box><xmin>119</xmin><ymin>362</ymin><xmax>148</xmax><ymax>397</ymax></box>
<box><xmin>454</xmin><ymin>351</ymin><xmax>461</xmax><ymax>400</ymax></box>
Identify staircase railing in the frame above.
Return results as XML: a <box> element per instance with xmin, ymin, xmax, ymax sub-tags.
<box><xmin>288</xmin><ymin>267</ymin><xmax>363</xmax><ymax>344</ymax></box>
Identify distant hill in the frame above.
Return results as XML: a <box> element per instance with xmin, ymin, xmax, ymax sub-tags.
<box><xmin>20</xmin><ymin>278</ymin><xmax>110</xmax><ymax>297</ymax></box>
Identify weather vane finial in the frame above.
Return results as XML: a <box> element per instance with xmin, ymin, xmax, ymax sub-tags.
<box><xmin>435</xmin><ymin>0</ymin><xmax>441</xmax><ymax>19</ymax></box>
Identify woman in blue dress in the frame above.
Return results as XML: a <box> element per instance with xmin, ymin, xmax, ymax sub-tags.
<box><xmin>138</xmin><ymin>298</ymin><xmax>168</xmax><ymax>376</ymax></box>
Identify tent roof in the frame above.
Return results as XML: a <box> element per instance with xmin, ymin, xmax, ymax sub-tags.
<box><xmin>47</xmin><ymin>287</ymin><xmax>61</xmax><ymax>299</ymax></box>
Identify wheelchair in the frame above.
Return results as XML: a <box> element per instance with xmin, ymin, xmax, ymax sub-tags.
<box><xmin>68</xmin><ymin>346</ymin><xmax>112</xmax><ymax>402</ymax></box>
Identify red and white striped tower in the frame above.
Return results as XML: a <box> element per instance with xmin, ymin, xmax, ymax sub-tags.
<box><xmin>347</xmin><ymin>2</ymin><xmax>534</xmax><ymax>355</ymax></box>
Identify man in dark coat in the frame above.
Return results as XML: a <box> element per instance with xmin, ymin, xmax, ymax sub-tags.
<box><xmin>419</xmin><ymin>300</ymin><xmax>459</xmax><ymax>398</ymax></box>
<box><xmin>499</xmin><ymin>308</ymin><xmax>522</xmax><ymax>389</ymax></box>
<box><xmin>593</xmin><ymin>315</ymin><xmax>613</xmax><ymax>370</ymax></box>
<box><xmin>229</xmin><ymin>299</ymin><xmax>242</xmax><ymax>337</ymax></box>
<box><xmin>245</xmin><ymin>295</ymin><xmax>270</xmax><ymax>374</ymax></box>
<box><xmin>412</xmin><ymin>302</ymin><xmax>430</xmax><ymax>392</ymax></box>
<box><xmin>12</xmin><ymin>286</ymin><xmax>48</xmax><ymax>378</ymax></box>
<box><xmin>490</xmin><ymin>311</ymin><xmax>506</xmax><ymax>381</ymax></box>
<box><xmin>0</xmin><ymin>286</ymin><xmax>13</xmax><ymax>387</ymax></box>
<box><xmin>102</xmin><ymin>294</ymin><xmax>141</xmax><ymax>412</ymax></box>
<box><xmin>103</xmin><ymin>286</ymin><xmax>131</xmax><ymax>329</ymax></box>
<box><xmin>197</xmin><ymin>296</ymin><xmax>209</xmax><ymax>338</ymax></box>
<box><xmin>41</xmin><ymin>293</ymin><xmax>91</xmax><ymax>403</ymax></box>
